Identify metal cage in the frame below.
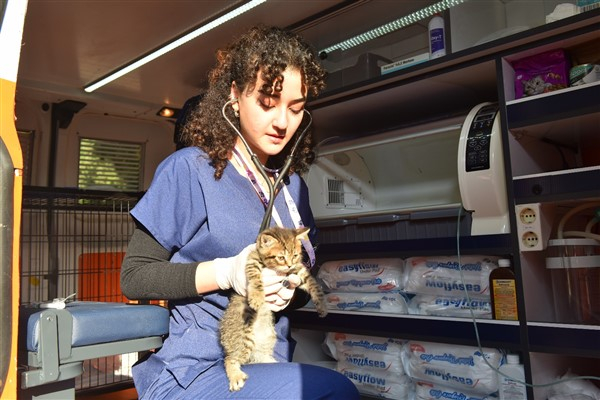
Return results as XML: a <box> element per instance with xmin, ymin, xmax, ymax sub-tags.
<box><xmin>19</xmin><ymin>186</ymin><xmax>144</xmax><ymax>391</ymax></box>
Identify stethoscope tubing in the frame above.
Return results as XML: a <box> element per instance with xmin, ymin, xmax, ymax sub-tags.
<box><xmin>221</xmin><ymin>99</ymin><xmax>313</xmax><ymax>232</ymax></box>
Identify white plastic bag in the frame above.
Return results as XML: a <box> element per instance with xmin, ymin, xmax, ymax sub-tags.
<box><xmin>409</xmin><ymin>294</ymin><xmax>492</xmax><ymax>318</ymax></box>
<box><xmin>318</xmin><ymin>258</ymin><xmax>405</xmax><ymax>292</ymax></box>
<box><xmin>325</xmin><ymin>291</ymin><xmax>409</xmax><ymax>314</ymax></box>
<box><xmin>402</xmin><ymin>340</ymin><xmax>502</xmax><ymax>395</ymax></box>
<box><xmin>403</xmin><ymin>256</ymin><xmax>498</xmax><ymax>298</ymax></box>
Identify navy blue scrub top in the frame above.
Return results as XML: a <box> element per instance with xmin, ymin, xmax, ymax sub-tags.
<box><xmin>129</xmin><ymin>146</ymin><xmax>317</xmax><ymax>395</ymax></box>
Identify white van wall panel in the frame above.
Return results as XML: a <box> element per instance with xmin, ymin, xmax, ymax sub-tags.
<box><xmin>15</xmin><ymin>98</ymin><xmax>175</xmax><ymax>189</ymax></box>
<box><xmin>14</xmin><ymin>98</ymin><xmax>52</xmax><ymax>186</ymax></box>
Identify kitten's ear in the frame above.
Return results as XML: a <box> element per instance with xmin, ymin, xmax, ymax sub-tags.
<box><xmin>259</xmin><ymin>232</ymin><xmax>277</xmax><ymax>248</ymax></box>
<box><xmin>295</xmin><ymin>227</ymin><xmax>310</xmax><ymax>241</ymax></box>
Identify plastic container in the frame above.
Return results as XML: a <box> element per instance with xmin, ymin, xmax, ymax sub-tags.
<box><xmin>569</xmin><ymin>63</ymin><xmax>600</xmax><ymax>86</ymax></box>
<box><xmin>490</xmin><ymin>259</ymin><xmax>519</xmax><ymax>320</ymax></box>
<box><xmin>546</xmin><ymin>239</ymin><xmax>600</xmax><ymax>324</ymax></box>
<box><xmin>428</xmin><ymin>14</ymin><xmax>446</xmax><ymax>59</ymax></box>
<box><xmin>498</xmin><ymin>354</ymin><xmax>528</xmax><ymax>400</ymax></box>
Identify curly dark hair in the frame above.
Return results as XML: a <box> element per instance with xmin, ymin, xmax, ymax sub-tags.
<box><xmin>180</xmin><ymin>25</ymin><xmax>327</xmax><ymax>180</ymax></box>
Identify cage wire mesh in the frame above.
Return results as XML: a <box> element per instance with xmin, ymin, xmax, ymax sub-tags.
<box><xmin>19</xmin><ymin>187</ymin><xmax>145</xmax><ymax>391</ymax></box>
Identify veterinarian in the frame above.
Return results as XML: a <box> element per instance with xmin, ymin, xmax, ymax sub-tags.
<box><xmin>121</xmin><ymin>25</ymin><xmax>360</xmax><ymax>400</ymax></box>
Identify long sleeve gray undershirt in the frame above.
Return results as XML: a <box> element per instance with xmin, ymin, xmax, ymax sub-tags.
<box><xmin>120</xmin><ymin>225</ymin><xmax>200</xmax><ymax>300</ymax></box>
<box><xmin>120</xmin><ymin>224</ymin><xmax>311</xmax><ymax>309</ymax></box>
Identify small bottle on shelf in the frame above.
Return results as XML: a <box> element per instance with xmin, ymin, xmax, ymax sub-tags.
<box><xmin>490</xmin><ymin>259</ymin><xmax>519</xmax><ymax>320</ymax></box>
<box><xmin>498</xmin><ymin>353</ymin><xmax>528</xmax><ymax>399</ymax></box>
<box><xmin>428</xmin><ymin>14</ymin><xmax>446</xmax><ymax>58</ymax></box>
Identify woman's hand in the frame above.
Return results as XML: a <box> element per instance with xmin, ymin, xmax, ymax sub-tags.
<box><xmin>210</xmin><ymin>244</ymin><xmax>256</xmax><ymax>296</ymax></box>
<box><xmin>262</xmin><ymin>269</ymin><xmax>301</xmax><ymax>312</ymax></box>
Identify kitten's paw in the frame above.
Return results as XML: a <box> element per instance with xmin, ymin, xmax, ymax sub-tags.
<box><xmin>316</xmin><ymin>305</ymin><xmax>328</xmax><ymax>318</ymax></box>
<box><xmin>228</xmin><ymin>370</ymin><xmax>248</xmax><ymax>392</ymax></box>
<box><xmin>248</xmin><ymin>296</ymin><xmax>264</xmax><ymax>311</ymax></box>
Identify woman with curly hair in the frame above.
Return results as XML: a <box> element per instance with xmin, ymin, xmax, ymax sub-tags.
<box><xmin>120</xmin><ymin>25</ymin><xmax>359</xmax><ymax>399</ymax></box>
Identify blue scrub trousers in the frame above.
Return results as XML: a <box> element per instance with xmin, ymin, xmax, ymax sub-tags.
<box><xmin>139</xmin><ymin>361</ymin><xmax>360</xmax><ymax>399</ymax></box>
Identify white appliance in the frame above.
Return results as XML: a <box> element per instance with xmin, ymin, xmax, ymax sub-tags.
<box><xmin>458</xmin><ymin>102</ymin><xmax>510</xmax><ymax>235</ymax></box>
<box><xmin>306</xmin><ymin>102</ymin><xmax>510</xmax><ymax>235</ymax></box>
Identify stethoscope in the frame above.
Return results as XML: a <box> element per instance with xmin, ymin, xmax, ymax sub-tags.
<box><xmin>221</xmin><ymin>99</ymin><xmax>313</xmax><ymax>233</ymax></box>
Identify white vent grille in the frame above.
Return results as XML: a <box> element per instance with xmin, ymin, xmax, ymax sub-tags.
<box><xmin>327</xmin><ymin>178</ymin><xmax>345</xmax><ymax>206</ymax></box>
<box><xmin>326</xmin><ymin>177</ymin><xmax>363</xmax><ymax>209</ymax></box>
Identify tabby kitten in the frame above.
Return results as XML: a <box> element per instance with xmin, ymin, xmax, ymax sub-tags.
<box><xmin>220</xmin><ymin>226</ymin><xmax>327</xmax><ymax>392</ymax></box>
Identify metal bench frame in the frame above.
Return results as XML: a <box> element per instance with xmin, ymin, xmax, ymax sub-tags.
<box><xmin>20</xmin><ymin>306</ymin><xmax>166</xmax><ymax>400</ymax></box>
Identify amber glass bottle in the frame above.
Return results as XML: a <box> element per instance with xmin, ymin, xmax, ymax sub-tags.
<box><xmin>490</xmin><ymin>259</ymin><xmax>518</xmax><ymax>320</ymax></box>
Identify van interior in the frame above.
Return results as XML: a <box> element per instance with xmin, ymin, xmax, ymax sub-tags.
<box><xmin>3</xmin><ymin>0</ymin><xmax>600</xmax><ymax>399</ymax></box>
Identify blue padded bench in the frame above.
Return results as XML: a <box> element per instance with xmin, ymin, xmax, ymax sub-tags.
<box><xmin>20</xmin><ymin>301</ymin><xmax>169</xmax><ymax>400</ymax></box>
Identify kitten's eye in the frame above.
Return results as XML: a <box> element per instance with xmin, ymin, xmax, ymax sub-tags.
<box><xmin>276</xmin><ymin>255</ymin><xmax>286</xmax><ymax>263</ymax></box>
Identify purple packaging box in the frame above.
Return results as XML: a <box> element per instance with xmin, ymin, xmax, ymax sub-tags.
<box><xmin>513</xmin><ymin>49</ymin><xmax>570</xmax><ymax>99</ymax></box>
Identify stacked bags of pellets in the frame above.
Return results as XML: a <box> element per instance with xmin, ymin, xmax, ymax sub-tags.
<box><xmin>403</xmin><ymin>256</ymin><xmax>499</xmax><ymax>319</ymax></box>
<box><xmin>316</xmin><ymin>258</ymin><xmax>409</xmax><ymax>314</ymax></box>
<box><xmin>402</xmin><ymin>340</ymin><xmax>503</xmax><ymax>399</ymax></box>
<box><xmin>324</xmin><ymin>332</ymin><xmax>414</xmax><ymax>399</ymax></box>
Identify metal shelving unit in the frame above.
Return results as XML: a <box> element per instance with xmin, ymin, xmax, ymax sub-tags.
<box><xmin>290</xmin><ymin>7</ymin><xmax>600</xmax><ymax>400</ymax></box>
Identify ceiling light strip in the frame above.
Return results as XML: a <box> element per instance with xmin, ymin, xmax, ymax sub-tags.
<box><xmin>319</xmin><ymin>0</ymin><xmax>465</xmax><ymax>55</ymax></box>
<box><xmin>84</xmin><ymin>0</ymin><xmax>267</xmax><ymax>93</ymax></box>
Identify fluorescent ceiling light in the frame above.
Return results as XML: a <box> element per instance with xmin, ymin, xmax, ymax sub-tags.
<box><xmin>84</xmin><ymin>0</ymin><xmax>267</xmax><ymax>93</ymax></box>
<box><xmin>319</xmin><ymin>0</ymin><xmax>465</xmax><ymax>55</ymax></box>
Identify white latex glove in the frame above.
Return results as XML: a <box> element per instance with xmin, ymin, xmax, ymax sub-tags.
<box><xmin>262</xmin><ymin>269</ymin><xmax>301</xmax><ymax>312</ymax></box>
<box><xmin>213</xmin><ymin>244</ymin><xmax>256</xmax><ymax>296</ymax></box>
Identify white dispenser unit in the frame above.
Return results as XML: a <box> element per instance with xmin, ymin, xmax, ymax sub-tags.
<box><xmin>457</xmin><ymin>102</ymin><xmax>510</xmax><ymax>235</ymax></box>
